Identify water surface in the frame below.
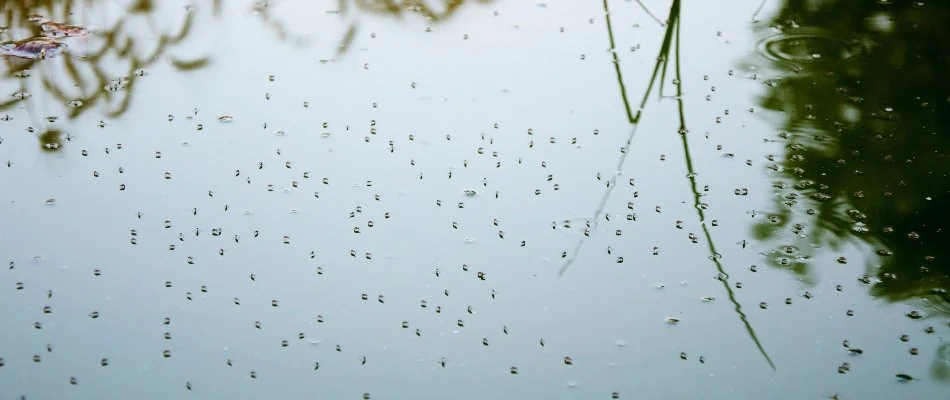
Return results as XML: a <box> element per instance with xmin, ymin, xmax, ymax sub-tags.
<box><xmin>0</xmin><ymin>0</ymin><xmax>948</xmax><ymax>398</ymax></box>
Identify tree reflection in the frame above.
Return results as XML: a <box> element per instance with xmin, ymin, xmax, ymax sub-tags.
<box><xmin>337</xmin><ymin>0</ymin><xmax>494</xmax><ymax>55</ymax></box>
<box><xmin>0</xmin><ymin>0</ymin><xmax>220</xmax><ymax>151</ymax></box>
<box><xmin>349</xmin><ymin>0</ymin><xmax>493</xmax><ymax>20</ymax></box>
<box><xmin>752</xmin><ymin>0</ymin><xmax>950</xmax><ymax>318</ymax></box>
<box><xmin>250</xmin><ymin>0</ymin><xmax>493</xmax><ymax>59</ymax></box>
<box><xmin>250</xmin><ymin>0</ymin><xmax>493</xmax><ymax>55</ymax></box>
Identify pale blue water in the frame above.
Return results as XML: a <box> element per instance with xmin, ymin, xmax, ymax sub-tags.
<box><xmin>1</xmin><ymin>0</ymin><xmax>947</xmax><ymax>399</ymax></box>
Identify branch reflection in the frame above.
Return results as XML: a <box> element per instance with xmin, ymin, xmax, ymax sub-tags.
<box><xmin>250</xmin><ymin>0</ymin><xmax>493</xmax><ymax>56</ymax></box>
<box><xmin>0</xmin><ymin>0</ymin><xmax>220</xmax><ymax>151</ymax></box>
<box><xmin>338</xmin><ymin>0</ymin><xmax>494</xmax><ymax>55</ymax></box>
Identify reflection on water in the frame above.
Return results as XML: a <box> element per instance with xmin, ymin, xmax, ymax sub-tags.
<box><xmin>756</xmin><ymin>26</ymin><xmax>870</xmax><ymax>72</ymax></box>
<box><xmin>249</xmin><ymin>0</ymin><xmax>311</xmax><ymax>46</ymax></box>
<box><xmin>0</xmin><ymin>0</ymin><xmax>220</xmax><ymax>151</ymax></box>
<box><xmin>0</xmin><ymin>0</ymin><xmax>489</xmax><ymax>152</ymax></box>
<box><xmin>251</xmin><ymin>0</ymin><xmax>495</xmax><ymax>54</ymax></box>
<box><xmin>3</xmin><ymin>0</ymin><xmax>948</xmax><ymax>396</ymax></box>
<box><xmin>566</xmin><ymin>0</ymin><xmax>776</xmax><ymax>369</ymax></box>
<box><xmin>750</xmin><ymin>0</ymin><xmax>950</xmax><ymax>323</ymax></box>
<box><xmin>346</xmin><ymin>0</ymin><xmax>494</xmax><ymax>21</ymax></box>
<box><xmin>335</xmin><ymin>0</ymin><xmax>494</xmax><ymax>55</ymax></box>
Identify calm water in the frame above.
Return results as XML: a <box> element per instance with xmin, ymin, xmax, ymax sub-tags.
<box><xmin>1</xmin><ymin>0</ymin><xmax>948</xmax><ymax>398</ymax></box>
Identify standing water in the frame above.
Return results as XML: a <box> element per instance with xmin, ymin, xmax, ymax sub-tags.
<box><xmin>0</xmin><ymin>0</ymin><xmax>947</xmax><ymax>399</ymax></box>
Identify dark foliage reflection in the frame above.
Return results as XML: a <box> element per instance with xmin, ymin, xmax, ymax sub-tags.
<box><xmin>751</xmin><ymin>0</ymin><xmax>950</xmax><ymax>319</ymax></box>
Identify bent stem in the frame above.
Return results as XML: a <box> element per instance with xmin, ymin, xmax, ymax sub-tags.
<box><xmin>670</xmin><ymin>13</ymin><xmax>775</xmax><ymax>370</ymax></box>
<box><xmin>635</xmin><ymin>0</ymin><xmax>666</xmax><ymax>27</ymax></box>
<box><xmin>560</xmin><ymin>0</ymin><xmax>679</xmax><ymax>275</ymax></box>
<box><xmin>603</xmin><ymin>0</ymin><xmax>635</xmax><ymax>123</ymax></box>
<box><xmin>563</xmin><ymin>0</ymin><xmax>776</xmax><ymax>370</ymax></box>
<box><xmin>752</xmin><ymin>0</ymin><xmax>768</xmax><ymax>21</ymax></box>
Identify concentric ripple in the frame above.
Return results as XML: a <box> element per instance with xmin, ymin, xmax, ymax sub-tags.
<box><xmin>755</xmin><ymin>27</ymin><xmax>871</xmax><ymax>72</ymax></box>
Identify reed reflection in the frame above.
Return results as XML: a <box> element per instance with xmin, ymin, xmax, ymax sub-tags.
<box><xmin>561</xmin><ymin>0</ymin><xmax>775</xmax><ymax>369</ymax></box>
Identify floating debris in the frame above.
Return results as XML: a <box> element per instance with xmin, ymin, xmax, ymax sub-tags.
<box><xmin>0</xmin><ymin>37</ymin><xmax>66</xmax><ymax>59</ymax></box>
<box><xmin>40</xmin><ymin>22</ymin><xmax>91</xmax><ymax>38</ymax></box>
